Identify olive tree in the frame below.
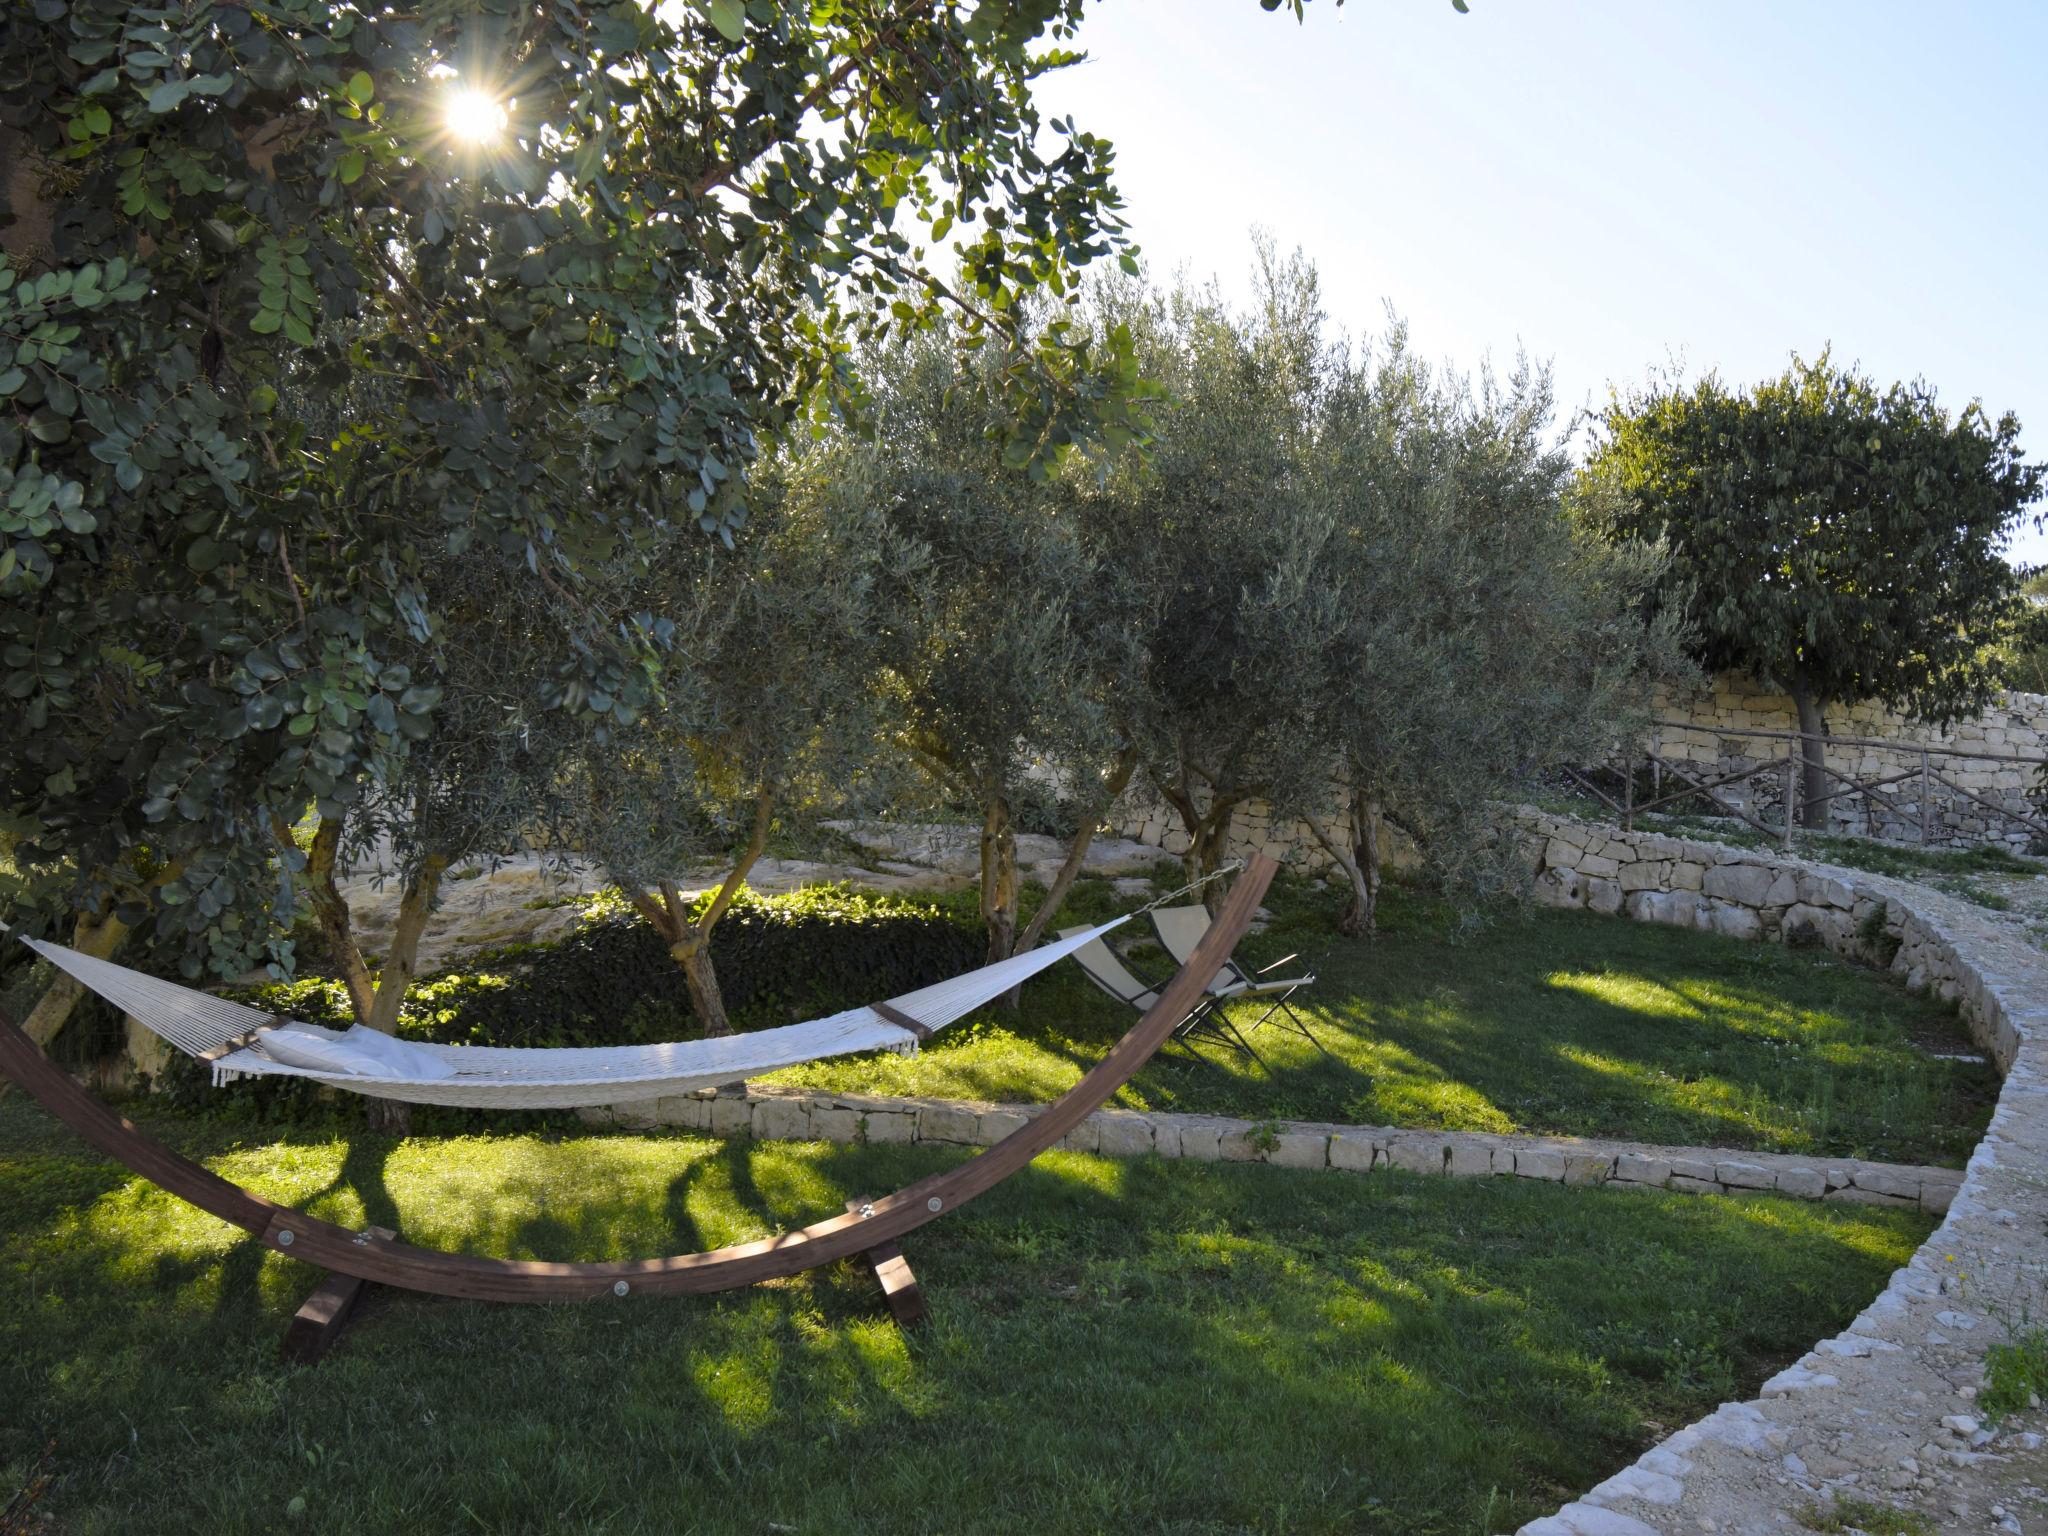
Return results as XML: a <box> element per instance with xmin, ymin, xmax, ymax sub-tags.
<box><xmin>288</xmin><ymin>554</ymin><xmax>596</xmax><ymax>1036</ymax></box>
<box><xmin>1077</xmin><ymin>255</ymin><xmax>1346</xmax><ymax>907</ymax></box>
<box><xmin>1584</xmin><ymin>355</ymin><xmax>2043</xmax><ymax>826</ymax></box>
<box><xmin>852</xmin><ymin>329</ymin><xmax>1138</xmax><ymax>971</ymax></box>
<box><xmin>565</xmin><ymin>460</ymin><xmax>895</xmax><ymax>1040</ymax></box>
<box><xmin>1292</xmin><ymin>339</ymin><xmax>1682</xmax><ymax>933</ymax></box>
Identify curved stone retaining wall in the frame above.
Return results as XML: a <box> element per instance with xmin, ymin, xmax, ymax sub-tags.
<box><xmin>592</xmin><ymin>1085</ymin><xmax>1964</xmax><ymax>1217</ymax></box>
<box><xmin>1520</xmin><ymin>814</ymin><xmax>2047</xmax><ymax>1534</ymax></box>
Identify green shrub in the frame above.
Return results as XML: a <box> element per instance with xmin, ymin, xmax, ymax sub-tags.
<box><xmin>1857</xmin><ymin>902</ymin><xmax>1902</xmax><ymax>966</ymax></box>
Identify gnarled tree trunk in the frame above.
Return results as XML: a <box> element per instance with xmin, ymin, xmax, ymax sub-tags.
<box><xmin>978</xmin><ymin>790</ymin><xmax>1019</xmax><ymax>998</ymax></box>
<box><xmin>671</xmin><ymin>936</ymin><xmax>731</xmax><ymax>1040</ymax></box>
<box><xmin>994</xmin><ymin>745</ymin><xmax>1142</xmax><ymax>1009</ymax></box>
<box><xmin>1788</xmin><ymin>680</ymin><xmax>1830</xmax><ymax>831</ymax></box>
<box><xmin>20</xmin><ymin>908</ymin><xmax>130</xmax><ymax>1050</ymax></box>
<box><xmin>619</xmin><ymin>785</ymin><xmax>776</xmax><ymax>1065</ymax></box>
<box><xmin>301</xmin><ymin>817</ymin><xmax>376</xmax><ymax>1022</ymax></box>
<box><xmin>1014</xmin><ymin>747</ymin><xmax>1140</xmax><ymax>957</ymax></box>
<box><xmin>1154</xmin><ymin>765</ymin><xmax>1246</xmax><ymax>916</ymax></box>
<box><xmin>296</xmin><ymin>815</ymin><xmax>448</xmax><ymax>1135</ymax></box>
<box><xmin>1306</xmin><ymin>789</ymin><xmax>1384</xmax><ymax>937</ymax></box>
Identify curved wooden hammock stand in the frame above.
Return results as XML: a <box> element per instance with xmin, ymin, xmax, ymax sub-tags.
<box><xmin>0</xmin><ymin>857</ymin><xmax>1277</xmax><ymax>1359</ymax></box>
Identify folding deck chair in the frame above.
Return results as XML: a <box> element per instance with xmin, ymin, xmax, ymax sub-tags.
<box><xmin>1058</xmin><ymin>926</ymin><xmax>1266</xmax><ymax>1064</ymax></box>
<box><xmin>1148</xmin><ymin>905</ymin><xmax>1329</xmax><ymax>1058</ymax></box>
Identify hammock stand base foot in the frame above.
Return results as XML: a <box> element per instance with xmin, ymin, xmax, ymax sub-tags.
<box><xmin>283</xmin><ymin>1226</ymin><xmax>394</xmax><ymax>1365</ymax></box>
<box><xmin>849</xmin><ymin>1199</ymin><xmax>927</xmax><ymax>1328</ymax></box>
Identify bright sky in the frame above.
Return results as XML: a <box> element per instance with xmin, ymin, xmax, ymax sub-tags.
<box><xmin>1040</xmin><ymin>0</ymin><xmax>2048</xmax><ymax>563</ymax></box>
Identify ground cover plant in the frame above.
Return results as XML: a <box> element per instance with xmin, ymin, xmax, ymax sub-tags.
<box><xmin>0</xmin><ymin>1093</ymin><xmax>1930</xmax><ymax>1536</ymax></box>
<box><xmin>774</xmin><ymin>876</ymin><xmax>1998</xmax><ymax>1168</ymax></box>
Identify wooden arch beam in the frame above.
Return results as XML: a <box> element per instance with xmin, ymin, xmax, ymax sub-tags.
<box><xmin>0</xmin><ymin>857</ymin><xmax>1277</xmax><ymax>1304</ymax></box>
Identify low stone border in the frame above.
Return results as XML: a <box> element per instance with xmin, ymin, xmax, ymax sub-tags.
<box><xmin>584</xmin><ymin>1086</ymin><xmax>1964</xmax><ymax>1216</ymax></box>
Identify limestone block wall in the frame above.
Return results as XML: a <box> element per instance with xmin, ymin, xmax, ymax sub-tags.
<box><xmin>1651</xmin><ymin>674</ymin><xmax>2048</xmax><ymax>850</ymax></box>
<box><xmin>1518</xmin><ymin>814</ymin><xmax>2048</xmax><ymax>1534</ymax></box>
<box><xmin>591</xmin><ymin>1086</ymin><xmax>1964</xmax><ymax>1216</ymax></box>
<box><xmin>1112</xmin><ymin>674</ymin><xmax>2048</xmax><ymax>862</ymax></box>
<box><xmin>1113</xmin><ymin>794</ymin><xmax>1345</xmax><ymax>877</ymax></box>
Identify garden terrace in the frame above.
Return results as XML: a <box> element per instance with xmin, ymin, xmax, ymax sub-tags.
<box><xmin>775</xmin><ymin>879</ymin><xmax>1995</xmax><ymax>1170</ymax></box>
<box><xmin>213</xmin><ymin>875</ymin><xmax>1998</xmax><ymax>1170</ymax></box>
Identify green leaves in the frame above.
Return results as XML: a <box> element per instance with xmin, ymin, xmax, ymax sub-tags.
<box><xmin>0</xmin><ymin>0</ymin><xmax>1178</xmax><ymax>983</ymax></box>
<box><xmin>700</xmin><ymin>0</ymin><xmax>745</xmax><ymax>41</ymax></box>
<box><xmin>250</xmin><ymin>234</ymin><xmax>316</xmax><ymax>346</ymax></box>
<box><xmin>1585</xmin><ymin>354</ymin><xmax>2044</xmax><ymax>721</ymax></box>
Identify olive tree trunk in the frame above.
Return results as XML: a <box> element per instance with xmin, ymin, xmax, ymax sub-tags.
<box><xmin>19</xmin><ymin>908</ymin><xmax>130</xmax><ymax>1050</ymax></box>
<box><xmin>978</xmin><ymin>791</ymin><xmax>1020</xmax><ymax>1009</ymax></box>
<box><xmin>619</xmin><ymin>786</ymin><xmax>776</xmax><ymax>1068</ymax></box>
<box><xmin>1002</xmin><ymin>747</ymin><xmax>1141</xmax><ymax>1007</ymax></box>
<box><xmin>1154</xmin><ymin>769</ymin><xmax>1246</xmax><ymax>916</ymax></box>
<box><xmin>1307</xmin><ymin>789</ymin><xmax>1384</xmax><ymax>937</ymax></box>
<box><xmin>1014</xmin><ymin>747</ymin><xmax>1140</xmax><ymax>957</ymax></box>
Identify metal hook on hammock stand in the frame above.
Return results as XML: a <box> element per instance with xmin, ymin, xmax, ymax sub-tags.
<box><xmin>1132</xmin><ymin>860</ymin><xmax>1246</xmax><ymax>917</ymax></box>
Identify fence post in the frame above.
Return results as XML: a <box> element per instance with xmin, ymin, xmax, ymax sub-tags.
<box><xmin>1920</xmin><ymin>748</ymin><xmax>1931</xmax><ymax>846</ymax></box>
<box><xmin>1782</xmin><ymin>753</ymin><xmax>1797</xmax><ymax>851</ymax></box>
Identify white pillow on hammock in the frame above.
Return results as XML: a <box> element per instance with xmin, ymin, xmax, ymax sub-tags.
<box><xmin>257</xmin><ymin>1023</ymin><xmax>456</xmax><ymax>1081</ymax></box>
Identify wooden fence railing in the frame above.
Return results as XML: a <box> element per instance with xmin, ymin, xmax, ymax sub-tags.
<box><xmin>1566</xmin><ymin>722</ymin><xmax>2048</xmax><ymax>852</ymax></box>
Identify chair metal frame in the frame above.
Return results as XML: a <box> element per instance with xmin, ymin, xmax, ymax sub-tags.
<box><xmin>1147</xmin><ymin>904</ymin><xmax>1330</xmax><ymax>1059</ymax></box>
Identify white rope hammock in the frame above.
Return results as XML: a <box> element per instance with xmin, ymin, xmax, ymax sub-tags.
<box><xmin>13</xmin><ymin>917</ymin><xmax>1130</xmax><ymax>1110</ymax></box>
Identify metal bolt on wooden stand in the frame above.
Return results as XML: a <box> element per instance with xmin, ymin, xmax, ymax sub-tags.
<box><xmin>847</xmin><ymin>1199</ymin><xmax>928</xmax><ymax>1328</ymax></box>
<box><xmin>283</xmin><ymin>1226</ymin><xmax>395</xmax><ymax>1364</ymax></box>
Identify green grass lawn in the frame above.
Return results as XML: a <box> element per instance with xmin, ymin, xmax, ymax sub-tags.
<box><xmin>770</xmin><ymin>879</ymin><xmax>1997</xmax><ymax>1168</ymax></box>
<box><xmin>0</xmin><ymin>1095</ymin><xmax>1929</xmax><ymax>1536</ymax></box>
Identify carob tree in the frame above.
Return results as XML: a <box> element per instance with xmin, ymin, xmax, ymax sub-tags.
<box><xmin>0</xmin><ymin>0</ymin><xmax>1147</xmax><ymax>1042</ymax></box>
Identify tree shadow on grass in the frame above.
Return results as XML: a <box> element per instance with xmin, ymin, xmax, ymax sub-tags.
<box><xmin>4</xmin><ymin>1113</ymin><xmax>1931</xmax><ymax>1536</ymax></box>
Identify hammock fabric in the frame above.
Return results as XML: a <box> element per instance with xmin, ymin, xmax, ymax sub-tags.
<box><xmin>16</xmin><ymin>917</ymin><xmax>1129</xmax><ymax>1110</ymax></box>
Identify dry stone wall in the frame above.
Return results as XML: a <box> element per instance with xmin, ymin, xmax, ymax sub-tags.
<box><xmin>588</xmin><ymin>806</ymin><xmax>2048</xmax><ymax>1532</ymax></box>
<box><xmin>1113</xmin><ymin>793</ymin><xmax>1345</xmax><ymax>877</ymax></box>
<box><xmin>587</xmin><ymin>1086</ymin><xmax>1964</xmax><ymax>1216</ymax></box>
<box><xmin>1653</xmin><ymin>674</ymin><xmax>2048</xmax><ymax>850</ymax></box>
<box><xmin>1112</xmin><ymin>673</ymin><xmax>2048</xmax><ymax>860</ymax></box>
<box><xmin>1520</xmin><ymin>815</ymin><xmax>2048</xmax><ymax>1534</ymax></box>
